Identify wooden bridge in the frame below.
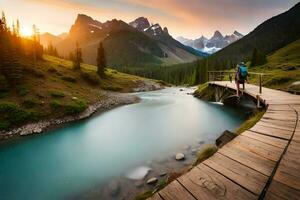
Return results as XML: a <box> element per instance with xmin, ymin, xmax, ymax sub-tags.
<box><xmin>148</xmin><ymin>81</ymin><xmax>300</xmax><ymax>200</ymax></box>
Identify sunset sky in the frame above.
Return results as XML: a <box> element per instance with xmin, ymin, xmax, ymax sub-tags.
<box><xmin>0</xmin><ymin>0</ymin><xmax>298</xmax><ymax>39</ymax></box>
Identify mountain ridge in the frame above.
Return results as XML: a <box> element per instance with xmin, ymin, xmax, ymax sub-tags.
<box><xmin>53</xmin><ymin>14</ymin><xmax>205</xmax><ymax>68</ymax></box>
<box><xmin>177</xmin><ymin>30</ymin><xmax>244</xmax><ymax>54</ymax></box>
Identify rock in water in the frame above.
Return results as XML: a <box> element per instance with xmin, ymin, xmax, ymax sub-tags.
<box><xmin>160</xmin><ymin>172</ymin><xmax>167</xmax><ymax>177</ymax></box>
<box><xmin>175</xmin><ymin>153</ymin><xmax>185</xmax><ymax>160</ymax></box>
<box><xmin>146</xmin><ymin>177</ymin><xmax>158</xmax><ymax>185</ymax></box>
<box><xmin>125</xmin><ymin>166</ymin><xmax>151</xmax><ymax>180</ymax></box>
<box><xmin>216</xmin><ymin>130</ymin><xmax>237</xmax><ymax>148</ymax></box>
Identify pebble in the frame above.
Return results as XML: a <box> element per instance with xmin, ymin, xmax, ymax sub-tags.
<box><xmin>175</xmin><ymin>153</ymin><xmax>185</xmax><ymax>161</ymax></box>
<box><xmin>146</xmin><ymin>177</ymin><xmax>158</xmax><ymax>185</ymax></box>
<box><xmin>160</xmin><ymin>172</ymin><xmax>167</xmax><ymax>177</ymax></box>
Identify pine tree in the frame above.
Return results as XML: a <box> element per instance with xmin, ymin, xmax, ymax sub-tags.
<box><xmin>16</xmin><ymin>20</ymin><xmax>20</xmax><ymax>37</ymax></box>
<box><xmin>97</xmin><ymin>42</ymin><xmax>106</xmax><ymax>77</ymax></box>
<box><xmin>73</xmin><ymin>42</ymin><xmax>82</xmax><ymax>70</ymax></box>
<box><xmin>1</xmin><ymin>11</ymin><xmax>7</xmax><ymax>31</ymax></box>
<box><xmin>251</xmin><ymin>48</ymin><xmax>267</xmax><ymax>67</ymax></box>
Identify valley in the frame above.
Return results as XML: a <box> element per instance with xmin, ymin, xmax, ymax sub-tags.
<box><xmin>0</xmin><ymin>1</ymin><xmax>300</xmax><ymax>200</ymax></box>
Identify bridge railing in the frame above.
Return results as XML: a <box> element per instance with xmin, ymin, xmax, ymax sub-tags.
<box><xmin>208</xmin><ymin>71</ymin><xmax>265</xmax><ymax>94</ymax></box>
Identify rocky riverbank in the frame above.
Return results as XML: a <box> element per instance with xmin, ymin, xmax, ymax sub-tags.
<box><xmin>0</xmin><ymin>81</ymin><xmax>164</xmax><ymax>141</ymax></box>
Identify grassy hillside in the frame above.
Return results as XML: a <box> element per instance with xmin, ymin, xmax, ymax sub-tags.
<box><xmin>0</xmin><ymin>55</ymin><xmax>157</xmax><ymax>130</ymax></box>
<box><xmin>249</xmin><ymin>38</ymin><xmax>300</xmax><ymax>92</ymax></box>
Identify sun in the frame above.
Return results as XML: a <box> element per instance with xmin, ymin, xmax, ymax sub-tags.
<box><xmin>20</xmin><ymin>26</ymin><xmax>32</xmax><ymax>37</ymax></box>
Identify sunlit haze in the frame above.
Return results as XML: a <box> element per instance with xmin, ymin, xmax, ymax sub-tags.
<box><xmin>20</xmin><ymin>25</ymin><xmax>32</xmax><ymax>37</ymax></box>
<box><xmin>0</xmin><ymin>0</ymin><xmax>298</xmax><ymax>38</ymax></box>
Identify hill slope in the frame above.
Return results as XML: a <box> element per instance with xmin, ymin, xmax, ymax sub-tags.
<box><xmin>250</xmin><ymin>38</ymin><xmax>300</xmax><ymax>92</ymax></box>
<box><xmin>0</xmin><ymin>55</ymin><xmax>162</xmax><ymax>132</ymax></box>
<box><xmin>211</xmin><ymin>2</ymin><xmax>300</xmax><ymax>64</ymax></box>
<box><xmin>55</xmin><ymin>15</ymin><xmax>203</xmax><ymax>69</ymax></box>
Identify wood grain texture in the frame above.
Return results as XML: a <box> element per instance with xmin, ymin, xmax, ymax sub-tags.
<box><xmin>242</xmin><ymin>131</ymin><xmax>288</xmax><ymax>149</ymax></box>
<box><xmin>203</xmin><ymin>152</ymin><xmax>267</xmax><ymax>195</ymax></box>
<box><xmin>250</xmin><ymin>124</ymin><xmax>293</xmax><ymax>140</ymax></box>
<box><xmin>149</xmin><ymin>193</ymin><xmax>163</xmax><ymax>200</ymax></box>
<box><xmin>218</xmin><ymin>143</ymin><xmax>275</xmax><ymax>176</ymax></box>
<box><xmin>265</xmin><ymin>180</ymin><xmax>300</xmax><ymax>200</ymax></box>
<box><xmin>159</xmin><ymin>180</ymin><xmax>196</xmax><ymax>200</ymax></box>
<box><xmin>178</xmin><ymin>163</ymin><xmax>257</xmax><ymax>200</ymax></box>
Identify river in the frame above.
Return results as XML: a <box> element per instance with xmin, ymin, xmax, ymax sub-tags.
<box><xmin>0</xmin><ymin>87</ymin><xmax>254</xmax><ymax>200</ymax></box>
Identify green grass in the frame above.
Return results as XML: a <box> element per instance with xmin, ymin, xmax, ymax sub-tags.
<box><xmin>134</xmin><ymin>178</ymin><xmax>168</xmax><ymax>200</ymax></box>
<box><xmin>0</xmin><ymin>102</ymin><xmax>39</xmax><ymax>130</ymax></box>
<box><xmin>248</xmin><ymin>39</ymin><xmax>300</xmax><ymax>92</ymax></box>
<box><xmin>194</xmin><ymin>83</ymin><xmax>216</xmax><ymax>101</ymax></box>
<box><xmin>0</xmin><ymin>54</ymin><xmax>157</xmax><ymax>131</ymax></box>
<box><xmin>193</xmin><ymin>144</ymin><xmax>217</xmax><ymax>166</ymax></box>
<box><xmin>235</xmin><ymin>109</ymin><xmax>266</xmax><ymax>134</ymax></box>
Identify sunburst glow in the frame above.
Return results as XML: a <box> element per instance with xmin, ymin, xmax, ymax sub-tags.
<box><xmin>20</xmin><ymin>26</ymin><xmax>32</xmax><ymax>37</ymax></box>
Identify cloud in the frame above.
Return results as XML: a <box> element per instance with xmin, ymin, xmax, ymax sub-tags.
<box><xmin>3</xmin><ymin>0</ymin><xmax>299</xmax><ymax>38</ymax></box>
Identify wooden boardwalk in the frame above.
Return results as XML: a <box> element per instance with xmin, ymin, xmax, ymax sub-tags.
<box><xmin>148</xmin><ymin>81</ymin><xmax>300</xmax><ymax>200</ymax></box>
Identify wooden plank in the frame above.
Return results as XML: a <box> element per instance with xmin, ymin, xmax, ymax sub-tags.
<box><xmin>218</xmin><ymin>144</ymin><xmax>275</xmax><ymax>176</ymax></box>
<box><xmin>263</xmin><ymin>113</ymin><xmax>296</xmax><ymax>122</ymax></box>
<box><xmin>265</xmin><ymin>110</ymin><xmax>296</xmax><ymax>117</ymax></box>
<box><xmin>260</xmin><ymin>118</ymin><xmax>296</xmax><ymax>128</ymax></box>
<box><xmin>242</xmin><ymin>131</ymin><xmax>288</xmax><ymax>149</ymax></box>
<box><xmin>203</xmin><ymin>152</ymin><xmax>267</xmax><ymax>195</ymax></box>
<box><xmin>177</xmin><ymin>163</ymin><xmax>257</xmax><ymax>200</ymax></box>
<box><xmin>159</xmin><ymin>180</ymin><xmax>195</xmax><ymax>200</ymax></box>
<box><xmin>149</xmin><ymin>193</ymin><xmax>163</xmax><ymax>200</ymax></box>
<box><xmin>268</xmin><ymin>104</ymin><xmax>293</xmax><ymax>111</ymax></box>
<box><xmin>250</xmin><ymin>124</ymin><xmax>293</xmax><ymax>140</ymax></box>
<box><xmin>228</xmin><ymin>135</ymin><xmax>283</xmax><ymax>162</ymax></box>
<box><xmin>272</xmin><ymin>142</ymin><xmax>300</xmax><ymax>191</ymax></box>
<box><xmin>265</xmin><ymin>180</ymin><xmax>300</xmax><ymax>200</ymax></box>
<box><xmin>256</xmin><ymin>121</ymin><xmax>294</xmax><ymax>132</ymax></box>
<box><xmin>293</xmin><ymin>130</ymin><xmax>300</xmax><ymax>143</ymax></box>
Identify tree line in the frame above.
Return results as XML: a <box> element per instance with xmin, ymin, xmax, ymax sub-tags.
<box><xmin>0</xmin><ymin>12</ymin><xmax>43</xmax><ymax>88</ymax></box>
<box><xmin>68</xmin><ymin>42</ymin><xmax>106</xmax><ymax>77</ymax></box>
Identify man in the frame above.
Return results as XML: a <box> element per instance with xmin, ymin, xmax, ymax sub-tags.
<box><xmin>235</xmin><ymin>62</ymin><xmax>248</xmax><ymax>96</ymax></box>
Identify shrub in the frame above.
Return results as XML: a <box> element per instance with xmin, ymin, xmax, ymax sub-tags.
<box><xmin>193</xmin><ymin>145</ymin><xmax>217</xmax><ymax>166</ymax></box>
<box><xmin>50</xmin><ymin>90</ymin><xmax>65</xmax><ymax>98</ymax></box>
<box><xmin>101</xmin><ymin>85</ymin><xmax>122</xmax><ymax>91</ymax></box>
<box><xmin>81</xmin><ymin>72</ymin><xmax>100</xmax><ymax>85</ymax></box>
<box><xmin>47</xmin><ymin>67</ymin><xmax>58</xmax><ymax>73</ymax></box>
<box><xmin>0</xmin><ymin>102</ymin><xmax>38</xmax><ymax>126</ymax></box>
<box><xmin>64</xmin><ymin>99</ymin><xmax>87</xmax><ymax>114</ymax></box>
<box><xmin>24</xmin><ymin>67</ymin><xmax>45</xmax><ymax>78</ymax></box>
<box><xmin>17</xmin><ymin>85</ymin><xmax>30</xmax><ymax>96</ymax></box>
<box><xmin>0</xmin><ymin>121</ymin><xmax>10</xmax><ymax>130</ymax></box>
<box><xmin>61</xmin><ymin>75</ymin><xmax>77</xmax><ymax>83</ymax></box>
<box><xmin>22</xmin><ymin>98</ymin><xmax>40</xmax><ymax>108</ymax></box>
<box><xmin>49</xmin><ymin>99</ymin><xmax>87</xmax><ymax>115</ymax></box>
<box><xmin>49</xmin><ymin>100</ymin><xmax>62</xmax><ymax>110</ymax></box>
<box><xmin>0</xmin><ymin>91</ymin><xmax>9</xmax><ymax>99</ymax></box>
<box><xmin>0</xmin><ymin>75</ymin><xmax>8</xmax><ymax>91</ymax></box>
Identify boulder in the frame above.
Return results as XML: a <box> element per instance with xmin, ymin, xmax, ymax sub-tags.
<box><xmin>216</xmin><ymin>130</ymin><xmax>237</xmax><ymax>148</ymax></box>
<box><xmin>160</xmin><ymin>172</ymin><xmax>167</xmax><ymax>177</ymax></box>
<box><xmin>175</xmin><ymin>153</ymin><xmax>185</xmax><ymax>161</ymax></box>
<box><xmin>146</xmin><ymin>177</ymin><xmax>158</xmax><ymax>185</ymax></box>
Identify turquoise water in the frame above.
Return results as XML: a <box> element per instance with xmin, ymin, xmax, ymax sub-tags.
<box><xmin>0</xmin><ymin>88</ymin><xmax>252</xmax><ymax>199</ymax></box>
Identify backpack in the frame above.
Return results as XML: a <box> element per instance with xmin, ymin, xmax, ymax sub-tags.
<box><xmin>239</xmin><ymin>65</ymin><xmax>248</xmax><ymax>80</ymax></box>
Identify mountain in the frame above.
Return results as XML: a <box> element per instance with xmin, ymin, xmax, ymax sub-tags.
<box><xmin>40</xmin><ymin>33</ymin><xmax>63</xmax><ymax>47</ymax></box>
<box><xmin>55</xmin><ymin>15</ymin><xmax>204</xmax><ymax>69</ymax></box>
<box><xmin>211</xmin><ymin>2</ymin><xmax>300</xmax><ymax>64</ymax></box>
<box><xmin>128</xmin><ymin>17</ymin><xmax>150</xmax><ymax>31</ymax></box>
<box><xmin>177</xmin><ymin>30</ymin><xmax>243</xmax><ymax>54</ymax></box>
